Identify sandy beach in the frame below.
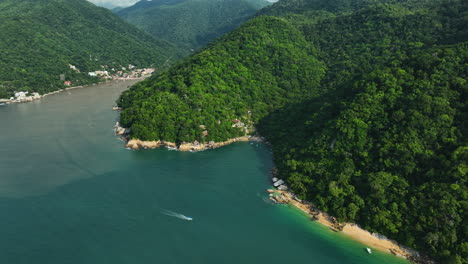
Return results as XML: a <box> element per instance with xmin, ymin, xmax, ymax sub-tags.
<box><xmin>270</xmin><ymin>190</ymin><xmax>426</xmax><ymax>263</ymax></box>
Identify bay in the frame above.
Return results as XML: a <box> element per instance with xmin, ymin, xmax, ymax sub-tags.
<box><xmin>0</xmin><ymin>81</ymin><xmax>408</xmax><ymax>264</ymax></box>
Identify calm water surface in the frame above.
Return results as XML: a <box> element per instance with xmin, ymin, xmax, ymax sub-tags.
<box><xmin>0</xmin><ymin>81</ymin><xmax>408</xmax><ymax>264</ymax></box>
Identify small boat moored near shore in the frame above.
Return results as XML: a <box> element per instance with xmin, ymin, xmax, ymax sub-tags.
<box><xmin>366</xmin><ymin>248</ymin><xmax>372</xmax><ymax>254</ymax></box>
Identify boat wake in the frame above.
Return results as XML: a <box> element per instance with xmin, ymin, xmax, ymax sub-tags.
<box><xmin>161</xmin><ymin>209</ymin><xmax>193</xmax><ymax>221</ymax></box>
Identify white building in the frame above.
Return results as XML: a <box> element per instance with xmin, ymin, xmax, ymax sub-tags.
<box><xmin>14</xmin><ymin>91</ymin><xmax>28</xmax><ymax>98</ymax></box>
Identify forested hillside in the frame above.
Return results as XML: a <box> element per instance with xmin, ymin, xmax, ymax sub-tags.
<box><xmin>118</xmin><ymin>16</ymin><xmax>325</xmax><ymax>142</ymax></box>
<box><xmin>117</xmin><ymin>0</ymin><xmax>270</xmax><ymax>54</ymax></box>
<box><xmin>0</xmin><ymin>0</ymin><xmax>175</xmax><ymax>98</ymax></box>
<box><xmin>118</xmin><ymin>0</ymin><xmax>467</xmax><ymax>262</ymax></box>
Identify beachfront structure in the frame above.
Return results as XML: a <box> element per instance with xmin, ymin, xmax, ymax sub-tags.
<box><xmin>14</xmin><ymin>91</ymin><xmax>28</xmax><ymax>98</ymax></box>
<box><xmin>273</xmin><ymin>179</ymin><xmax>285</xmax><ymax>187</ymax></box>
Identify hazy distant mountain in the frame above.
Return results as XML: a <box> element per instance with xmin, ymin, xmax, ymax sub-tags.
<box><xmin>0</xmin><ymin>0</ymin><xmax>176</xmax><ymax>98</ymax></box>
<box><xmin>92</xmin><ymin>1</ymin><xmax>120</xmax><ymax>9</ymax></box>
<box><xmin>117</xmin><ymin>0</ymin><xmax>270</xmax><ymax>54</ymax></box>
<box><xmin>88</xmin><ymin>0</ymin><xmax>137</xmax><ymax>9</ymax></box>
<box><xmin>111</xmin><ymin>6</ymin><xmax>125</xmax><ymax>12</ymax></box>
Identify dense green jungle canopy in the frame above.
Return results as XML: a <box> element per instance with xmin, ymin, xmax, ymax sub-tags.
<box><xmin>118</xmin><ymin>0</ymin><xmax>467</xmax><ymax>263</ymax></box>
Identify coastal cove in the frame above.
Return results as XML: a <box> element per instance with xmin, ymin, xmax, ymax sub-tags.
<box><xmin>0</xmin><ymin>81</ymin><xmax>409</xmax><ymax>264</ymax></box>
<box><xmin>120</xmin><ymin>133</ymin><xmax>422</xmax><ymax>261</ymax></box>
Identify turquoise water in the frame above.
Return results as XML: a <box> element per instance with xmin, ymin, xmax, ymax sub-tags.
<box><xmin>0</xmin><ymin>81</ymin><xmax>408</xmax><ymax>264</ymax></box>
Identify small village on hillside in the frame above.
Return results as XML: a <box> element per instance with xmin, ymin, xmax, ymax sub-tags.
<box><xmin>86</xmin><ymin>64</ymin><xmax>155</xmax><ymax>80</ymax></box>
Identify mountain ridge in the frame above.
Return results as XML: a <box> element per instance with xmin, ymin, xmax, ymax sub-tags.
<box><xmin>0</xmin><ymin>0</ymin><xmax>175</xmax><ymax>98</ymax></box>
<box><xmin>116</xmin><ymin>0</ymin><xmax>271</xmax><ymax>54</ymax></box>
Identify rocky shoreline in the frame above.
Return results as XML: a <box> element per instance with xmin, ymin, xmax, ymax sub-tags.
<box><xmin>267</xmin><ymin>174</ymin><xmax>434</xmax><ymax>264</ymax></box>
<box><xmin>125</xmin><ymin>136</ymin><xmax>263</xmax><ymax>151</ymax></box>
<box><xmin>114</xmin><ymin>122</ymin><xmax>263</xmax><ymax>152</ymax></box>
<box><xmin>1</xmin><ymin>92</ymin><xmax>42</xmax><ymax>104</ymax></box>
<box><xmin>0</xmin><ymin>84</ymin><xmax>94</xmax><ymax>104</ymax></box>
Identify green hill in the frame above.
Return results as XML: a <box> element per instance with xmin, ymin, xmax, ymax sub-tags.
<box><xmin>117</xmin><ymin>0</ymin><xmax>270</xmax><ymax>54</ymax></box>
<box><xmin>118</xmin><ymin>16</ymin><xmax>325</xmax><ymax>142</ymax></box>
<box><xmin>0</xmin><ymin>0</ymin><xmax>175</xmax><ymax>98</ymax></box>
<box><xmin>118</xmin><ymin>0</ymin><xmax>467</xmax><ymax>262</ymax></box>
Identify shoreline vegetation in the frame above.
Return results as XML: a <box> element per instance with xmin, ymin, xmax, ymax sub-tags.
<box><xmin>268</xmin><ymin>187</ymin><xmax>433</xmax><ymax>264</ymax></box>
<box><xmin>0</xmin><ymin>78</ymin><xmax>144</xmax><ymax>105</ymax></box>
<box><xmin>113</xmin><ymin>119</ymin><xmax>264</xmax><ymax>152</ymax></box>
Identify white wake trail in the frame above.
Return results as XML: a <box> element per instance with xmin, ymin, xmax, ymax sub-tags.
<box><xmin>161</xmin><ymin>209</ymin><xmax>193</xmax><ymax>221</ymax></box>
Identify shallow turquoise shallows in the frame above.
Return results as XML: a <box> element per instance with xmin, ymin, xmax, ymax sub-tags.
<box><xmin>0</xmin><ymin>81</ymin><xmax>408</xmax><ymax>264</ymax></box>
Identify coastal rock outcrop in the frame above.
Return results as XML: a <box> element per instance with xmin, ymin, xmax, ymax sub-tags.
<box><xmin>5</xmin><ymin>92</ymin><xmax>42</xmax><ymax>103</ymax></box>
<box><xmin>114</xmin><ymin>122</ymin><xmax>130</xmax><ymax>136</ymax></box>
<box><xmin>124</xmin><ymin>136</ymin><xmax>263</xmax><ymax>151</ymax></box>
<box><xmin>125</xmin><ymin>139</ymin><xmax>177</xmax><ymax>150</ymax></box>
